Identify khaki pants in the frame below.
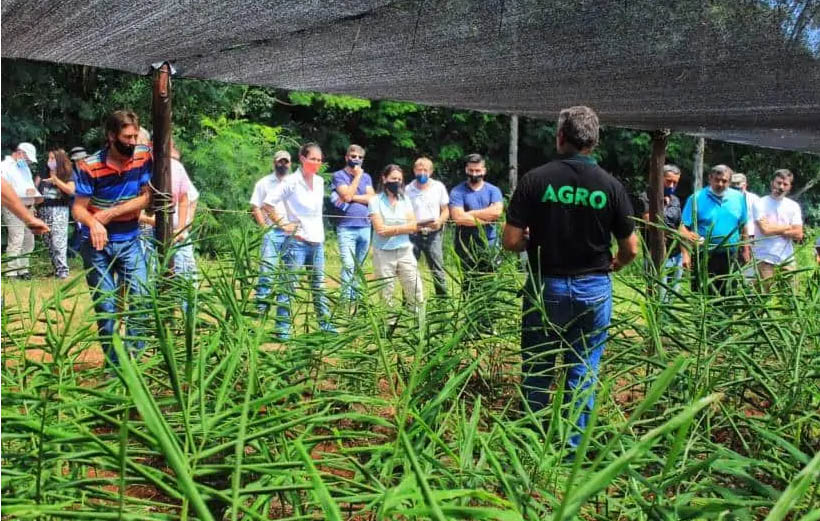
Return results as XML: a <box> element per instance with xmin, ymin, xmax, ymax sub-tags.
<box><xmin>372</xmin><ymin>244</ymin><xmax>424</xmax><ymax>307</ymax></box>
<box><xmin>2</xmin><ymin>205</ymin><xmax>35</xmax><ymax>277</ymax></box>
<box><xmin>756</xmin><ymin>261</ymin><xmax>796</xmax><ymax>290</ymax></box>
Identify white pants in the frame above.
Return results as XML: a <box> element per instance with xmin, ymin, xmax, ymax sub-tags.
<box><xmin>2</xmin><ymin>205</ymin><xmax>35</xmax><ymax>277</ymax></box>
<box><xmin>372</xmin><ymin>244</ymin><xmax>424</xmax><ymax>307</ymax></box>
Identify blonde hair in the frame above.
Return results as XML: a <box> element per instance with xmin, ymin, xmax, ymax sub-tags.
<box><xmin>413</xmin><ymin>157</ymin><xmax>434</xmax><ymax>172</ymax></box>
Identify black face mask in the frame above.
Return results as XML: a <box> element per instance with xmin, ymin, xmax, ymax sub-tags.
<box><xmin>468</xmin><ymin>174</ymin><xmax>484</xmax><ymax>184</ymax></box>
<box><xmin>275</xmin><ymin>164</ymin><xmax>289</xmax><ymax>176</ymax></box>
<box><xmin>114</xmin><ymin>140</ymin><xmax>135</xmax><ymax>157</ymax></box>
<box><xmin>385</xmin><ymin>181</ymin><xmax>401</xmax><ymax>194</ymax></box>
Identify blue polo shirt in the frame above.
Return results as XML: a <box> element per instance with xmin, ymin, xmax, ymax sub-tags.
<box><xmin>681</xmin><ymin>187</ymin><xmax>748</xmax><ymax>250</ymax></box>
<box><xmin>331</xmin><ymin>169</ymin><xmax>372</xmax><ymax>228</ymax></box>
<box><xmin>450</xmin><ymin>180</ymin><xmax>503</xmax><ymax>244</ymax></box>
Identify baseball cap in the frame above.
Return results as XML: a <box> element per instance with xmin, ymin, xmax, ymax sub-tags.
<box><xmin>274</xmin><ymin>150</ymin><xmax>291</xmax><ymax>162</ymax></box>
<box><xmin>69</xmin><ymin>146</ymin><xmax>88</xmax><ymax>161</ymax></box>
<box><xmin>730</xmin><ymin>173</ymin><xmax>746</xmax><ymax>185</ymax></box>
<box><xmin>17</xmin><ymin>142</ymin><xmax>37</xmax><ymax>163</ymax></box>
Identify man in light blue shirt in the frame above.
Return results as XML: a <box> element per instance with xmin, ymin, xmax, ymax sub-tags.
<box><xmin>680</xmin><ymin>164</ymin><xmax>749</xmax><ymax>295</ymax></box>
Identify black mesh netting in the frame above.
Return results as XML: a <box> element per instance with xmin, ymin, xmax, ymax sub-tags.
<box><xmin>2</xmin><ymin>0</ymin><xmax>819</xmax><ymax>152</ymax></box>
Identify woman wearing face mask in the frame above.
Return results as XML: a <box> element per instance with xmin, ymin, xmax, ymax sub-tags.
<box><xmin>263</xmin><ymin>143</ymin><xmax>335</xmax><ymax>339</ymax></box>
<box><xmin>37</xmin><ymin>148</ymin><xmax>75</xmax><ymax>278</ymax></box>
<box><xmin>368</xmin><ymin>164</ymin><xmax>424</xmax><ymax>309</ymax></box>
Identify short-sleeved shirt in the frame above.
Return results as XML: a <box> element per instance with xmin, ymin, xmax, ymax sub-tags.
<box><xmin>368</xmin><ymin>193</ymin><xmax>414</xmax><ymax>250</ymax></box>
<box><xmin>450</xmin><ymin>180</ymin><xmax>503</xmax><ymax>244</ymax></box>
<box><xmin>263</xmin><ymin>170</ymin><xmax>325</xmax><ymax>243</ymax></box>
<box><xmin>332</xmin><ymin>169</ymin><xmax>372</xmax><ymax>228</ymax></box>
<box><xmin>74</xmin><ymin>145</ymin><xmax>152</xmax><ymax>242</ymax></box>
<box><xmin>171</xmin><ymin>159</ymin><xmax>198</xmax><ymax>228</ymax></box>
<box><xmin>744</xmin><ymin>191</ymin><xmax>761</xmax><ymax>237</ymax></box>
<box><xmin>752</xmin><ymin>195</ymin><xmax>802</xmax><ymax>265</ymax></box>
<box><xmin>637</xmin><ymin>191</ymin><xmax>682</xmax><ymax>253</ymax></box>
<box><xmin>406</xmin><ymin>179</ymin><xmax>449</xmax><ymax>223</ymax></box>
<box><xmin>1</xmin><ymin>156</ymin><xmax>40</xmax><ymax>205</ymax></box>
<box><xmin>39</xmin><ymin>178</ymin><xmax>71</xmax><ymax>206</ymax></box>
<box><xmin>250</xmin><ymin>172</ymin><xmax>289</xmax><ymax>227</ymax></box>
<box><xmin>507</xmin><ymin>155</ymin><xmax>635</xmax><ymax>276</ymax></box>
<box><xmin>681</xmin><ymin>187</ymin><xmax>747</xmax><ymax>251</ymax></box>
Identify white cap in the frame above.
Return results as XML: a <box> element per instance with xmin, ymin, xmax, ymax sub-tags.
<box><xmin>17</xmin><ymin>142</ymin><xmax>37</xmax><ymax>163</ymax></box>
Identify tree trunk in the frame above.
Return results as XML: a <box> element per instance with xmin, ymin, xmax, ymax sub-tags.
<box><xmin>693</xmin><ymin>135</ymin><xmax>705</xmax><ymax>192</ymax></box>
<box><xmin>151</xmin><ymin>63</ymin><xmax>174</xmax><ymax>271</ymax></box>
<box><xmin>509</xmin><ymin>115</ymin><xmax>519</xmax><ymax>192</ymax></box>
<box><xmin>648</xmin><ymin>130</ymin><xmax>669</xmax><ymax>275</ymax></box>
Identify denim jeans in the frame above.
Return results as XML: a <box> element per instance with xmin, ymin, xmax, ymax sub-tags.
<box><xmin>276</xmin><ymin>238</ymin><xmax>333</xmax><ymax>337</ymax></box>
<box><xmin>256</xmin><ymin>229</ymin><xmax>288</xmax><ymax>308</ymax></box>
<box><xmin>659</xmin><ymin>252</ymin><xmax>683</xmax><ymax>303</ymax></box>
<box><xmin>172</xmin><ymin>240</ymin><xmax>198</xmax><ymax>314</ymax></box>
<box><xmin>81</xmin><ymin>237</ymin><xmax>149</xmax><ymax>366</ymax></box>
<box><xmin>521</xmin><ymin>273</ymin><xmax>612</xmax><ymax>447</ymax></box>
<box><xmin>410</xmin><ymin>230</ymin><xmax>447</xmax><ymax>296</ymax></box>
<box><xmin>337</xmin><ymin>226</ymin><xmax>371</xmax><ymax>300</ymax></box>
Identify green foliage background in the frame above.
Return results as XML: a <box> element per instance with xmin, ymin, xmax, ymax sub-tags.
<box><xmin>2</xmin><ymin>58</ymin><xmax>819</xmax><ymax>252</ymax></box>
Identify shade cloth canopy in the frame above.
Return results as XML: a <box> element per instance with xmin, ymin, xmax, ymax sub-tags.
<box><xmin>3</xmin><ymin>0</ymin><xmax>819</xmax><ymax>152</ymax></box>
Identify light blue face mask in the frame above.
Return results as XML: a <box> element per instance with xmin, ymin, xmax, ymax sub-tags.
<box><xmin>16</xmin><ymin>159</ymin><xmax>28</xmax><ymax>170</ymax></box>
<box><xmin>415</xmin><ymin>174</ymin><xmax>429</xmax><ymax>184</ymax></box>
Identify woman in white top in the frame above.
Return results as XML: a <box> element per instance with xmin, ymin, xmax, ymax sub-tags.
<box><xmin>368</xmin><ymin>164</ymin><xmax>424</xmax><ymax>307</ymax></box>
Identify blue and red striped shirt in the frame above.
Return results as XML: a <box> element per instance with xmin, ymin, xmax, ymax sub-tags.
<box><xmin>74</xmin><ymin>145</ymin><xmax>152</xmax><ymax>241</ymax></box>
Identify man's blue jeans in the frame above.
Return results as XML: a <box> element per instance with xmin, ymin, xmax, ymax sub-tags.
<box><xmin>81</xmin><ymin>237</ymin><xmax>149</xmax><ymax>366</ymax></box>
<box><xmin>256</xmin><ymin>229</ymin><xmax>288</xmax><ymax>308</ymax></box>
<box><xmin>275</xmin><ymin>238</ymin><xmax>333</xmax><ymax>337</ymax></box>
<box><xmin>659</xmin><ymin>252</ymin><xmax>683</xmax><ymax>303</ymax></box>
<box><xmin>521</xmin><ymin>273</ymin><xmax>612</xmax><ymax>447</ymax></box>
<box><xmin>337</xmin><ymin>226</ymin><xmax>371</xmax><ymax>300</ymax></box>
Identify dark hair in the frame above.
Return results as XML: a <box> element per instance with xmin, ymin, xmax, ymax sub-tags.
<box><xmin>557</xmin><ymin>106</ymin><xmax>599</xmax><ymax>151</ymax></box>
<box><xmin>465</xmin><ymin>153</ymin><xmax>484</xmax><ymax>165</ymax></box>
<box><xmin>105</xmin><ymin>110</ymin><xmax>140</xmax><ymax>139</ymax></box>
<box><xmin>379</xmin><ymin>164</ymin><xmax>405</xmax><ymax>196</ymax></box>
<box><xmin>299</xmin><ymin>142</ymin><xmax>322</xmax><ymax>159</ymax></box>
<box><xmin>773</xmin><ymin>168</ymin><xmax>794</xmax><ymax>183</ymax></box>
<box><xmin>710</xmin><ymin>164</ymin><xmax>733</xmax><ymax>178</ymax></box>
<box><xmin>50</xmin><ymin>148</ymin><xmax>73</xmax><ymax>182</ymax></box>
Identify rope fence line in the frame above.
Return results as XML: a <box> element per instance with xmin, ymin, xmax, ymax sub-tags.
<box><xmin>0</xmin><ymin>204</ymin><xmax>506</xmax><ymax>226</ymax></box>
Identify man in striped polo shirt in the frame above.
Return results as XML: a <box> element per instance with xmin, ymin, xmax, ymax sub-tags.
<box><xmin>72</xmin><ymin>110</ymin><xmax>152</xmax><ymax>366</ymax></box>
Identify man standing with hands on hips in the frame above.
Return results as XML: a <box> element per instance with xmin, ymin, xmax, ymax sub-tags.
<box><xmin>503</xmin><ymin>105</ymin><xmax>638</xmax><ymax>451</ymax></box>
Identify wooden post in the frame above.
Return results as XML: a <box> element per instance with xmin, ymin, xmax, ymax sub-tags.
<box><xmin>151</xmin><ymin>63</ymin><xmax>173</xmax><ymax>267</ymax></box>
<box><xmin>648</xmin><ymin>129</ymin><xmax>669</xmax><ymax>273</ymax></box>
<box><xmin>509</xmin><ymin>115</ymin><xmax>519</xmax><ymax>192</ymax></box>
<box><xmin>693</xmin><ymin>135</ymin><xmax>705</xmax><ymax>192</ymax></box>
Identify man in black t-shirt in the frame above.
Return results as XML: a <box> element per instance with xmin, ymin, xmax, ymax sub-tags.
<box><xmin>503</xmin><ymin>105</ymin><xmax>638</xmax><ymax>449</ymax></box>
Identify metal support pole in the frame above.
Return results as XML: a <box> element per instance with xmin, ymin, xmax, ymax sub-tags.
<box><xmin>648</xmin><ymin>129</ymin><xmax>669</xmax><ymax>274</ymax></box>
<box><xmin>509</xmin><ymin>115</ymin><xmax>519</xmax><ymax>192</ymax></box>
<box><xmin>151</xmin><ymin>63</ymin><xmax>173</xmax><ymax>268</ymax></box>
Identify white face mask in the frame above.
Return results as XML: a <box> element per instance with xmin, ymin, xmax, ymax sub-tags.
<box><xmin>48</xmin><ymin>159</ymin><xmax>57</xmax><ymax>170</ymax></box>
